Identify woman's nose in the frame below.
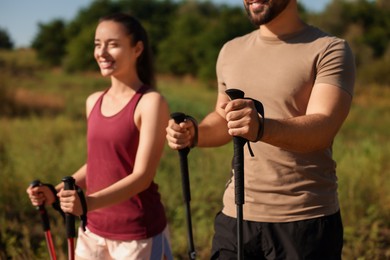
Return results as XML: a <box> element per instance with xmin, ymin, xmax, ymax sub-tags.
<box><xmin>96</xmin><ymin>45</ymin><xmax>108</xmax><ymax>57</ymax></box>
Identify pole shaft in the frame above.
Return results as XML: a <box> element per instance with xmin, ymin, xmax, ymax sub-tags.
<box><xmin>225</xmin><ymin>89</ymin><xmax>246</xmax><ymax>260</ymax></box>
<box><xmin>62</xmin><ymin>176</ymin><xmax>76</xmax><ymax>260</ymax></box>
<box><xmin>31</xmin><ymin>180</ymin><xmax>57</xmax><ymax>260</ymax></box>
<box><xmin>171</xmin><ymin>112</ymin><xmax>196</xmax><ymax>259</ymax></box>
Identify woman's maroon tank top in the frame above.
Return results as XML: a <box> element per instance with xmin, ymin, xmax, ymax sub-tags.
<box><xmin>86</xmin><ymin>85</ymin><xmax>167</xmax><ymax>240</ymax></box>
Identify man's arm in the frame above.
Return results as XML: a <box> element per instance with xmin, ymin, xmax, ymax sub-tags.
<box><xmin>197</xmin><ymin>92</ymin><xmax>232</xmax><ymax>147</ymax></box>
<box><xmin>166</xmin><ymin>91</ymin><xmax>232</xmax><ymax>150</ymax></box>
<box><xmin>225</xmin><ymin>83</ymin><xmax>352</xmax><ymax>153</ymax></box>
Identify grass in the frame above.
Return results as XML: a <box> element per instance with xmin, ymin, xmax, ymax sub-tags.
<box><xmin>1</xmin><ymin>49</ymin><xmax>390</xmax><ymax>259</ymax></box>
<box><xmin>335</xmin><ymin>85</ymin><xmax>390</xmax><ymax>259</ymax></box>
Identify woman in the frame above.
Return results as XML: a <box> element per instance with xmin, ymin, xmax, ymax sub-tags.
<box><xmin>27</xmin><ymin>13</ymin><xmax>172</xmax><ymax>260</ymax></box>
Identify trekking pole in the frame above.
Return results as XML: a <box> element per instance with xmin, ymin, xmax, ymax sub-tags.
<box><xmin>171</xmin><ymin>112</ymin><xmax>196</xmax><ymax>260</ymax></box>
<box><xmin>225</xmin><ymin>89</ymin><xmax>246</xmax><ymax>260</ymax></box>
<box><xmin>62</xmin><ymin>176</ymin><xmax>76</xmax><ymax>260</ymax></box>
<box><xmin>30</xmin><ymin>180</ymin><xmax>57</xmax><ymax>260</ymax></box>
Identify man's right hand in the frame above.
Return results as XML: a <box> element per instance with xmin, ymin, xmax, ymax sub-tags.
<box><xmin>166</xmin><ymin>118</ymin><xmax>195</xmax><ymax>150</ymax></box>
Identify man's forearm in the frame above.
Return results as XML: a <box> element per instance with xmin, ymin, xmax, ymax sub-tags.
<box><xmin>198</xmin><ymin>111</ymin><xmax>232</xmax><ymax>147</ymax></box>
<box><xmin>261</xmin><ymin>114</ymin><xmax>339</xmax><ymax>153</ymax></box>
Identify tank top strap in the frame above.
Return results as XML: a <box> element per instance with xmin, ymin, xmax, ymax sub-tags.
<box><xmin>89</xmin><ymin>89</ymin><xmax>109</xmax><ymax>118</ymax></box>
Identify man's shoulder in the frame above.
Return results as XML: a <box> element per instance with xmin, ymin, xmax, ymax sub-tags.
<box><xmin>305</xmin><ymin>25</ymin><xmax>346</xmax><ymax>44</ymax></box>
<box><xmin>223</xmin><ymin>30</ymin><xmax>258</xmax><ymax>49</ymax></box>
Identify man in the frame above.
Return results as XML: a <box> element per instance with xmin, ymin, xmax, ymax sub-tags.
<box><xmin>166</xmin><ymin>0</ymin><xmax>355</xmax><ymax>259</ymax></box>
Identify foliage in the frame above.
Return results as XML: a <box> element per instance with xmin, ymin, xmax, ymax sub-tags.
<box><xmin>66</xmin><ymin>0</ymin><xmax>122</xmax><ymax>37</ymax></box>
<box><xmin>335</xmin><ymin>85</ymin><xmax>390</xmax><ymax>259</ymax></box>
<box><xmin>0</xmin><ymin>27</ymin><xmax>14</xmax><ymax>50</ymax></box>
<box><xmin>31</xmin><ymin>20</ymin><xmax>67</xmax><ymax>66</ymax></box>
<box><xmin>157</xmin><ymin>2</ymin><xmax>214</xmax><ymax>76</ymax></box>
<box><xmin>28</xmin><ymin>0</ymin><xmax>253</xmax><ymax>82</ymax></box>
<box><xmin>3</xmin><ymin>1</ymin><xmax>390</xmax><ymax>258</ymax></box>
<box><xmin>357</xmin><ymin>55</ymin><xmax>390</xmax><ymax>85</ymax></box>
<box><xmin>0</xmin><ymin>50</ymin><xmax>49</xmax><ymax>117</ymax></box>
<box><xmin>63</xmin><ymin>23</ymin><xmax>97</xmax><ymax>73</ymax></box>
<box><xmin>118</xmin><ymin>0</ymin><xmax>178</xmax><ymax>56</ymax></box>
<box><xmin>157</xmin><ymin>2</ymin><xmax>253</xmax><ymax>81</ymax></box>
<box><xmin>27</xmin><ymin>0</ymin><xmax>390</xmax><ymax>85</ymax></box>
<box><xmin>307</xmin><ymin>0</ymin><xmax>390</xmax><ymax>86</ymax></box>
<box><xmin>1</xmin><ymin>50</ymin><xmax>390</xmax><ymax>259</ymax></box>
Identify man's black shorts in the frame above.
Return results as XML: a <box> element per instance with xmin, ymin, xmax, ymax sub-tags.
<box><xmin>211</xmin><ymin>211</ymin><xmax>343</xmax><ymax>260</ymax></box>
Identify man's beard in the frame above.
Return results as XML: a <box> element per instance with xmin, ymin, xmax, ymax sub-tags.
<box><xmin>244</xmin><ymin>0</ymin><xmax>290</xmax><ymax>26</ymax></box>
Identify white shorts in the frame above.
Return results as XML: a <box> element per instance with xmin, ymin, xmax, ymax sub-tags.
<box><xmin>75</xmin><ymin>226</ymin><xmax>173</xmax><ymax>260</ymax></box>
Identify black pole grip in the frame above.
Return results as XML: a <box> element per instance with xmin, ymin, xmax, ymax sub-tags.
<box><xmin>225</xmin><ymin>88</ymin><xmax>245</xmax><ymax>100</ymax></box>
<box><xmin>171</xmin><ymin>112</ymin><xmax>191</xmax><ymax>202</ymax></box>
<box><xmin>171</xmin><ymin>112</ymin><xmax>187</xmax><ymax>125</ymax></box>
<box><xmin>62</xmin><ymin>176</ymin><xmax>76</xmax><ymax>239</ymax></box>
<box><xmin>225</xmin><ymin>89</ymin><xmax>246</xmax><ymax>205</ymax></box>
<box><xmin>31</xmin><ymin>179</ymin><xmax>51</xmax><ymax>231</ymax></box>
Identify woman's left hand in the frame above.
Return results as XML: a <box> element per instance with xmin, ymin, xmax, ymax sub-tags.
<box><xmin>58</xmin><ymin>189</ymin><xmax>83</xmax><ymax>216</ymax></box>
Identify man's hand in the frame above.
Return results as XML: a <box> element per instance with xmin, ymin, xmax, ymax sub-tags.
<box><xmin>222</xmin><ymin>98</ymin><xmax>261</xmax><ymax>142</ymax></box>
<box><xmin>166</xmin><ymin>119</ymin><xmax>196</xmax><ymax>150</ymax></box>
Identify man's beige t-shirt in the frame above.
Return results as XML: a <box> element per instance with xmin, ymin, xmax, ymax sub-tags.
<box><xmin>217</xmin><ymin>25</ymin><xmax>355</xmax><ymax>222</ymax></box>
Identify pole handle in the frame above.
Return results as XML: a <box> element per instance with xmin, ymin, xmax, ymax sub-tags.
<box><xmin>31</xmin><ymin>179</ymin><xmax>51</xmax><ymax>231</ymax></box>
<box><xmin>225</xmin><ymin>88</ymin><xmax>244</xmax><ymax>100</ymax></box>
<box><xmin>171</xmin><ymin>112</ymin><xmax>189</xmax><ymax>149</ymax></box>
<box><xmin>62</xmin><ymin>176</ymin><xmax>76</xmax><ymax>239</ymax></box>
<box><xmin>225</xmin><ymin>89</ymin><xmax>246</xmax><ymax>205</ymax></box>
<box><xmin>171</xmin><ymin>111</ymin><xmax>187</xmax><ymax>125</ymax></box>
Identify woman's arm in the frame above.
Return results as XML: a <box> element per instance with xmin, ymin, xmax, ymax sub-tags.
<box><xmin>60</xmin><ymin>91</ymin><xmax>170</xmax><ymax>215</ymax></box>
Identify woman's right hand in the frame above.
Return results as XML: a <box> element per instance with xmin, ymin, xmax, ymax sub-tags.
<box><xmin>165</xmin><ymin>118</ymin><xmax>195</xmax><ymax>150</ymax></box>
<box><xmin>26</xmin><ymin>184</ymin><xmax>56</xmax><ymax>207</ymax></box>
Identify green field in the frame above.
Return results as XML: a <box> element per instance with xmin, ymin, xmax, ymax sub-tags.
<box><xmin>1</xmin><ymin>50</ymin><xmax>389</xmax><ymax>259</ymax></box>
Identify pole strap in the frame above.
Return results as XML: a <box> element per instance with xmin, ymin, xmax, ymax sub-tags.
<box><xmin>185</xmin><ymin>115</ymin><xmax>198</xmax><ymax>148</ymax></box>
<box><xmin>44</xmin><ymin>183</ymin><xmax>65</xmax><ymax>220</ymax></box>
<box><xmin>249</xmin><ymin>98</ymin><xmax>265</xmax><ymax>142</ymax></box>
<box><xmin>245</xmin><ymin>98</ymin><xmax>265</xmax><ymax>157</ymax></box>
<box><xmin>75</xmin><ymin>185</ymin><xmax>88</xmax><ymax>231</ymax></box>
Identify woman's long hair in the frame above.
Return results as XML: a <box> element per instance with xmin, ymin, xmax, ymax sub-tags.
<box><xmin>99</xmin><ymin>13</ymin><xmax>156</xmax><ymax>88</ymax></box>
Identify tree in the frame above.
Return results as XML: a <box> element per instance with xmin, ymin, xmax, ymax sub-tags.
<box><xmin>157</xmin><ymin>1</ymin><xmax>253</xmax><ymax>81</ymax></box>
<box><xmin>0</xmin><ymin>27</ymin><xmax>14</xmax><ymax>50</ymax></box>
<box><xmin>307</xmin><ymin>1</ymin><xmax>389</xmax><ymax>68</ymax></box>
<box><xmin>63</xmin><ymin>24</ymin><xmax>97</xmax><ymax>72</ymax></box>
<box><xmin>157</xmin><ymin>2</ymin><xmax>212</xmax><ymax>76</ymax></box>
<box><xmin>118</xmin><ymin>0</ymin><xmax>177</xmax><ymax>56</ymax></box>
<box><xmin>376</xmin><ymin>0</ymin><xmax>390</xmax><ymax>9</ymax></box>
<box><xmin>32</xmin><ymin>19</ymin><xmax>67</xmax><ymax>66</ymax></box>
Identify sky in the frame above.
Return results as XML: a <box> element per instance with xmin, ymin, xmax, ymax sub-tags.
<box><xmin>0</xmin><ymin>0</ymin><xmax>330</xmax><ymax>48</ymax></box>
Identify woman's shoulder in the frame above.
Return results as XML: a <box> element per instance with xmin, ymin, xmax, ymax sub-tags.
<box><xmin>86</xmin><ymin>91</ymin><xmax>105</xmax><ymax>116</ymax></box>
<box><xmin>87</xmin><ymin>91</ymin><xmax>104</xmax><ymax>105</ymax></box>
<box><xmin>141</xmin><ymin>89</ymin><xmax>167</xmax><ymax>104</ymax></box>
<box><xmin>138</xmin><ymin>89</ymin><xmax>169</xmax><ymax>114</ymax></box>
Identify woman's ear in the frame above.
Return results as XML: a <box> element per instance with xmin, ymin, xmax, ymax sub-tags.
<box><xmin>134</xmin><ymin>41</ymin><xmax>144</xmax><ymax>58</ymax></box>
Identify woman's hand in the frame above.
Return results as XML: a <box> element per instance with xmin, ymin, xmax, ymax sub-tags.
<box><xmin>58</xmin><ymin>189</ymin><xmax>83</xmax><ymax>216</ymax></box>
<box><xmin>26</xmin><ymin>184</ymin><xmax>56</xmax><ymax>206</ymax></box>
